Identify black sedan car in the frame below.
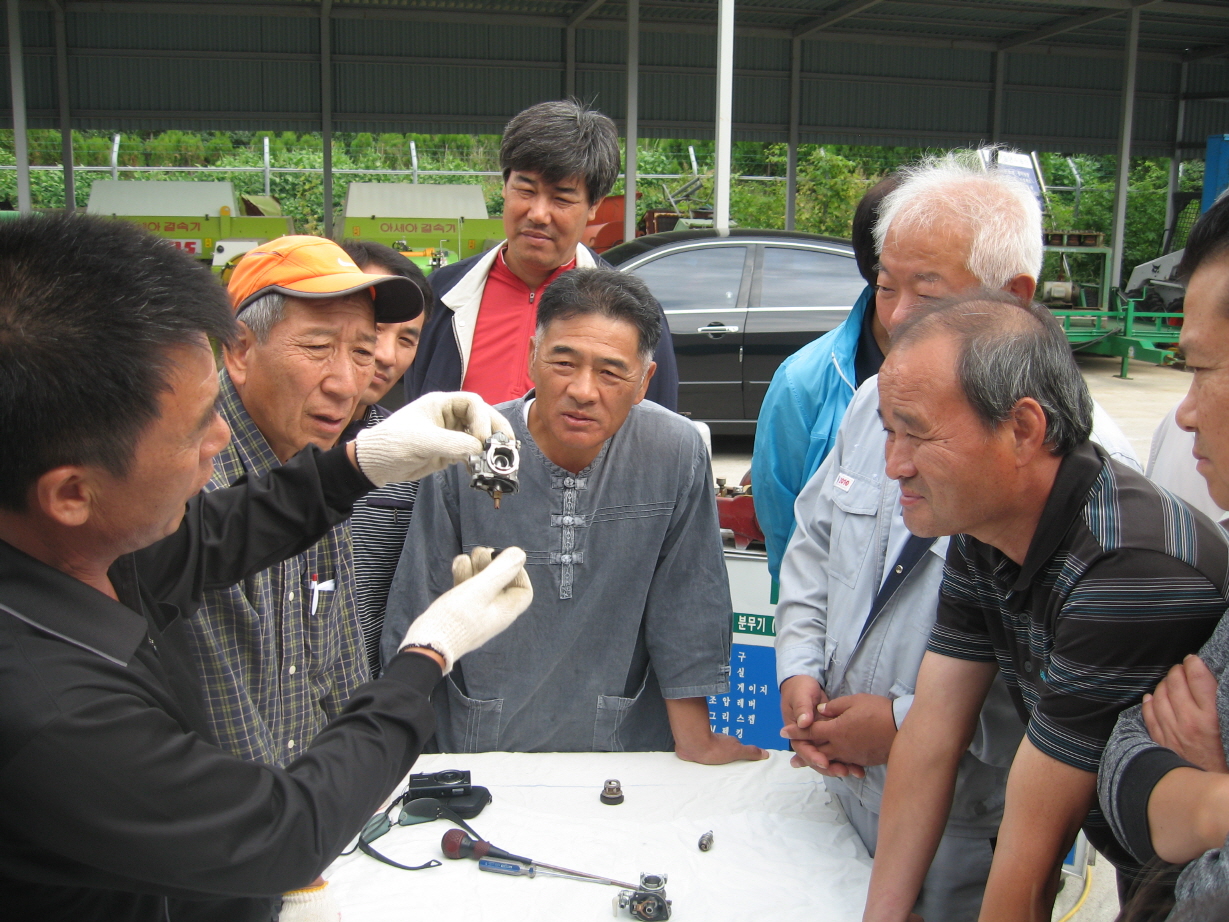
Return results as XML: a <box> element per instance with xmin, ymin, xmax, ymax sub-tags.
<box><xmin>605</xmin><ymin>229</ymin><xmax>866</xmax><ymax>434</ymax></box>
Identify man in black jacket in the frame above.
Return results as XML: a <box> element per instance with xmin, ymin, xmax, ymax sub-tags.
<box><xmin>408</xmin><ymin>99</ymin><xmax>678</xmax><ymax>410</ymax></box>
<box><xmin>0</xmin><ymin>214</ymin><xmax>532</xmax><ymax>921</ymax></box>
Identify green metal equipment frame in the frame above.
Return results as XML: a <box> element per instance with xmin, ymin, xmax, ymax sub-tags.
<box><xmin>1051</xmin><ymin>288</ymin><xmax>1181</xmax><ymax>378</ymax></box>
<box><xmin>1045</xmin><ymin>244</ymin><xmax>1181</xmax><ymax>378</ymax></box>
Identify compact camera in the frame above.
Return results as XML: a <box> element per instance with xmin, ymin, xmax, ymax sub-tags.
<box><xmin>408</xmin><ymin>769</ymin><xmax>472</xmax><ymax>800</ymax></box>
<box><xmin>407</xmin><ymin>769</ymin><xmax>492</xmax><ymax>819</ymax></box>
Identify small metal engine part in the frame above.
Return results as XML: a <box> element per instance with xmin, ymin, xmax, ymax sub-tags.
<box><xmin>698</xmin><ymin>830</ymin><xmax>713</xmax><ymax>852</ymax></box>
<box><xmin>614</xmin><ymin>874</ymin><xmax>671</xmax><ymax>920</ymax></box>
<box><xmin>600</xmin><ymin>779</ymin><xmax>624</xmax><ymax>805</ymax></box>
<box><xmin>467</xmin><ymin>431</ymin><xmax>520</xmax><ymax>509</ymax></box>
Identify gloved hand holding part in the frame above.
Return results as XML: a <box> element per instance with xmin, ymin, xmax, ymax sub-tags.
<box><xmin>400</xmin><ymin>546</ymin><xmax>533</xmax><ymax>674</ymax></box>
<box><xmin>353</xmin><ymin>391</ymin><xmax>515</xmax><ymax>487</ymax></box>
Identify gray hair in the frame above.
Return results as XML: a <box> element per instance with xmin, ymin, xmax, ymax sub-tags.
<box><xmin>891</xmin><ymin>289</ymin><xmax>1092</xmax><ymax>456</ymax></box>
<box><xmin>236</xmin><ymin>290</ymin><xmax>373</xmax><ymax>342</ymax></box>
<box><xmin>874</xmin><ymin>151</ymin><xmax>1043</xmax><ymax>288</ymax></box>
<box><xmin>501</xmin><ymin>99</ymin><xmax>621</xmax><ymax>205</ymax></box>
<box><xmin>235</xmin><ymin>291</ymin><xmax>285</xmax><ymax>343</ymax></box>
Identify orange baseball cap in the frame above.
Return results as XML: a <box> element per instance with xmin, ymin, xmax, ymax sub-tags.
<box><xmin>227</xmin><ymin>235</ymin><xmax>424</xmax><ymax>322</ymax></box>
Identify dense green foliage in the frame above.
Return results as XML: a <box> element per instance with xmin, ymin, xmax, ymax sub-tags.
<box><xmin>0</xmin><ymin>129</ymin><xmax>1201</xmax><ymax>283</ymax></box>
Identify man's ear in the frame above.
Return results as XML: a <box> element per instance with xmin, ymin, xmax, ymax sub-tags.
<box><xmin>1004</xmin><ymin>274</ymin><xmax>1037</xmax><ymax>304</ymax></box>
<box><xmin>222</xmin><ymin>321</ymin><xmax>256</xmax><ymax>388</ymax></box>
<box><xmin>586</xmin><ymin>195</ymin><xmax>603</xmax><ymax>225</ymax></box>
<box><xmin>1009</xmin><ymin>397</ymin><xmax>1050</xmax><ymax>461</ymax></box>
<box><xmin>34</xmin><ymin>466</ymin><xmax>97</xmax><ymax>528</ymax></box>
<box><xmin>527</xmin><ymin>336</ymin><xmax>539</xmax><ymax>379</ymax></box>
<box><xmin>633</xmin><ymin>361</ymin><xmax>657</xmax><ymax>404</ymax></box>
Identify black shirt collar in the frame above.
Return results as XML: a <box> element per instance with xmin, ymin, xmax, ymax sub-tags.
<box><xmin>854</xmin><ymin>291</ymin><xmax>886</xmax><ymax>387</ymax></box>
<box><xmin>1006</xmin><ymin>440</ymin><xmax>1105</xmax><ymax>591</ymax></box>
<box><xmin>0</xmin><ymin>538</ymin><xmax>148</xmax><ymax>666</ymax></box>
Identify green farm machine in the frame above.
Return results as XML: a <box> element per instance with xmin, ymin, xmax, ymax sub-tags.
<box><xmin>86</xmin><ymin>180</ymin><xmax>293</xmax><ymax>273</ymax></box>
<box><xmin>338</xmin><ymin>183</ymin><xmax>504</xmax><ymax>271</ymax></box>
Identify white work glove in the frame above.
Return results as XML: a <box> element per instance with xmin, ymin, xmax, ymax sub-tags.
<box><xmin>353</xmin><ymin>391</ymin><xmax>514</xmax><ymax>487</ymax></box>
<box><xmin>279</xmin><ymin>880</ymin><xmax>341</xmax><ymax>922</ymax></box>
<box><xmin>400</xmin><ymin>546</ymin><xmax>533</xmax><ymax>674</ymax></box>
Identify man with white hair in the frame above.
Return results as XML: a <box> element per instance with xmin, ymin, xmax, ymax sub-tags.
<box><xmin>775</xmin><ymin>155</ymin><xmax>1137</xmax><ymax>921</ymax></box>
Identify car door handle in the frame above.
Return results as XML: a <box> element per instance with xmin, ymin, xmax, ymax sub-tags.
<box><xmin>698</xmin><ymin>324</ymin><xmax>740</xmax><ymax>334</ymax></box>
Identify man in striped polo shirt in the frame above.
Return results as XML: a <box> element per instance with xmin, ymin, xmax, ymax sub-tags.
<box><xmin>861</xmin><ymin>290</ymin><xmax>1229</xmax><ymax>922</ymax></box>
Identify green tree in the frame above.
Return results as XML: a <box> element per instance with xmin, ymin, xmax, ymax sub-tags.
<box><xmin>203</xmin><ymin>133</ymin><xmax>234</xmax><ymax>165</ymax></box>
<box><xmin>793</xmin><ymin>146</ymin><xmax>866</xmax><ymax>237</ymax></box>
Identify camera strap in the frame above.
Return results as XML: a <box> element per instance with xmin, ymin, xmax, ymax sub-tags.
<box><xmin>358</xmin><ymin>838</ymin><xmax>441</xmax><ymax>872</ymax></box>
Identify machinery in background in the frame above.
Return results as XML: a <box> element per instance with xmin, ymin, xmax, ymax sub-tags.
<box><xmin>85</xmin><ymin>180</ymin><xmax>293</xmax><ymax>274</ymax></box>
<box><xmin>1045</xmin><ymin>136</ymin><xmax>1229</xmax><ymax>376</ymax></box>
<box><xmin>340</xmin><ymin>183</ymin><xmax>504</xmax><ymax>272</ymax></box>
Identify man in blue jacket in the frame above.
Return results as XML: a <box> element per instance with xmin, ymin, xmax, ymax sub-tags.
<box><xmin>751</xmin><ymin>174</ymin><xmax>899</xmax><ymax>580</ymax></box>
<box><xmin>408</xmin><ymin>99</ymin><xmax>678</xmax><ymax>410</ymax></box>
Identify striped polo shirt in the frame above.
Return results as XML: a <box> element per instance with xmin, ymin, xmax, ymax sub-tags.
<box><xmin>930</xmin><ymin>440</ymin><xmax>1229</xmax><ymax>872</ymax></box>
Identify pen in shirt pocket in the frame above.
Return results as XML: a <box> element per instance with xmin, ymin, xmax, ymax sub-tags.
<box><xmin>309</xmin><ymin>573</ymin><xmax>335</xmax><ymax>616</ymax></box>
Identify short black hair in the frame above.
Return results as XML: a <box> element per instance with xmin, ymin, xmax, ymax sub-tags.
<box><xmin>500</xmin><ymin>99</ymin><xmax>621</xmax><ymax>205</ymax></box>
<box><xmin>1178</xmin><ymin>193</ymin><xmax>1229</xmax><ymax>284</ymax></box>
<box><xmin>339</xmin><ymin>239</ymin><xmax>433</xmax><ymax>322</ymax></box>
<box><xmin>536</xmin><ymin>268</ymin><xmax>661</xmax><ymax>361</ymax></box>
<box><xmin>0</xmin><ymin>213</ymin><xmax>236</xmax><ymax>510</ymax></box>
<box><xmin>853</xmin><ymin>173</ymin><xmax>902</xmax><ymax>285</ymax></box>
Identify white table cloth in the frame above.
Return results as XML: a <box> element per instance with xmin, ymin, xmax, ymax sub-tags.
<box><xmin>325</xmin><ymin>750</ymin><xmax>871</xmax><ymax>920</ymax></box>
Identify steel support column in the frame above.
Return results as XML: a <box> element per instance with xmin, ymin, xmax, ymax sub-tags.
<box><xmin>51</xmin><ymin>0</ymin><xmax>73</xmax><ymax>211</ymax></box>
<box><xmin>321</xmin><ymin>0</ymin><xmax>334</xmax><ymax>238</ymax></box>
<box><xmin>6</xmin><ymin>0</ymin><xmax>31</xmax><ymax>214</ymax></box>
<box><xmin>714</xmin><ymin>0</ymin><xmax>734</xmax><ymax>232</ymax></box>
<box><xmin>565</xmin><ymin>25</ymin><xmax>576</xmax><ymax>98</ymax></box>
<box><xmin>785</xmin><ymin>36</ymin><xmax>800</xmax><ymax>231</ymax></box>
<box><xmin>991</xmin><ymin>50</ymin><xmax>1006</xmax><ymax>144</ymax></box>
<box><xmin>624</xmin><ymin>0</ymin><xmax>638</xmax><ymax>244</ymax></box>
<box><xmin>1110</xmin><ymin>7</ymin><xmax>1141</xmax><ymax>289</ymax></box>
<box><xmin>1165</xmin><ymin>61</ymin><xmax>1187</xmax><ymax>240</ymax></box>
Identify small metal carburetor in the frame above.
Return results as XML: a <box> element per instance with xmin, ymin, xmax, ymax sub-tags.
<box><xmin>468</xmin><ymin>431</ymin><xmax>520</xmax><ymax>509</ymax></box>
<box><xmin>615</xmin><ymin>873</ymin><xmax>671</xmax><ymax>920</ymax></box>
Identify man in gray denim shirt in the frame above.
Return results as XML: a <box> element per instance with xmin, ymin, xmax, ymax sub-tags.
<box><xmin>384</xmin><ymin>269</ymin><xmax>766</xmax><ymax>763</ymax></box>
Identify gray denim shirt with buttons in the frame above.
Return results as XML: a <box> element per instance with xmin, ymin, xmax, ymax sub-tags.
<box><xmin>382</xmin><ymin>395</ymin><xmax>732</xmax><ymax>753</ymax></box>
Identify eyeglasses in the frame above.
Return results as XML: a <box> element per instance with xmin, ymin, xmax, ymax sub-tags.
<box><xmin>345</xmin><ymin>796</ymin><xmax>485</xmax><ymax>872</ymax></box>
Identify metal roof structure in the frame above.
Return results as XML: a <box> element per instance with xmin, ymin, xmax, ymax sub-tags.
<box><xmin>1</xmin><ymin>0</ymin><xmax>1226</xmax><ymax>152</ymax></box>
<box><xmin>2</xmin><ymin>0</ymin><xmax>1228</xmax><ymax>272</ymax></box>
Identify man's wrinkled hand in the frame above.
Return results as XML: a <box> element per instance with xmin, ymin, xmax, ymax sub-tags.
<box><xmin>677</xmin><ymin>730</ymin><xmax>768</xmax><ymax>765</ymax></box>
<box><xmin>778</xmin><ymin>675</ymin><xmax>856</xmax><ymax>773</ymax></box>
<box><xmin>782</xmin><ymin>693</ymin><xmax>896</xmax><ymax>773</ymax></box>
<box><xmin>1143</xmin><ymin>654</ymin><xmax>1228</xmax><ymax>773</ymax></box>
<box><xmin>779</xmin><ymin>674</ymin><xmax>829</xmax><ymax>730</ymax></box>
<box><xmin>787</xmin><ymin>736</ymin><xmax>866</xmax><ymax>779</ymax></box>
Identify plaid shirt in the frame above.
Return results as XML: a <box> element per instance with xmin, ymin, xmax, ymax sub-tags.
<box><xmin>186</xmin><ymin>371</ymin><xmax>369</xmax><ymax>766</ymax></box>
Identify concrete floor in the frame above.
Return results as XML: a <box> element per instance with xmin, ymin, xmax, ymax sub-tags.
<box><xmin>711</xmin><ymin>355</ymin><xmax>1197</xmax><ymax>922</ymax></box>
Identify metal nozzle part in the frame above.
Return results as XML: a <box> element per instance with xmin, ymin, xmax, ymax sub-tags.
<box><xmin>600</xmin><ymin>779</ymin><xmax>624</xmax><ymax>805</ymax></box>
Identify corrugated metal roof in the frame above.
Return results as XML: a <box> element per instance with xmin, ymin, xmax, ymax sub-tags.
<box><xmin>0</xmin><ymin>0</ymin><xmax>1226</xmax><ymax>157</ymax></box>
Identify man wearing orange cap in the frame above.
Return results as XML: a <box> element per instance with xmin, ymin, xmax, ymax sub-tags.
<box><xmin>186</xmin><ymin>235</ymin><xmax>426</xmax><ymax>769</ymax></box>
